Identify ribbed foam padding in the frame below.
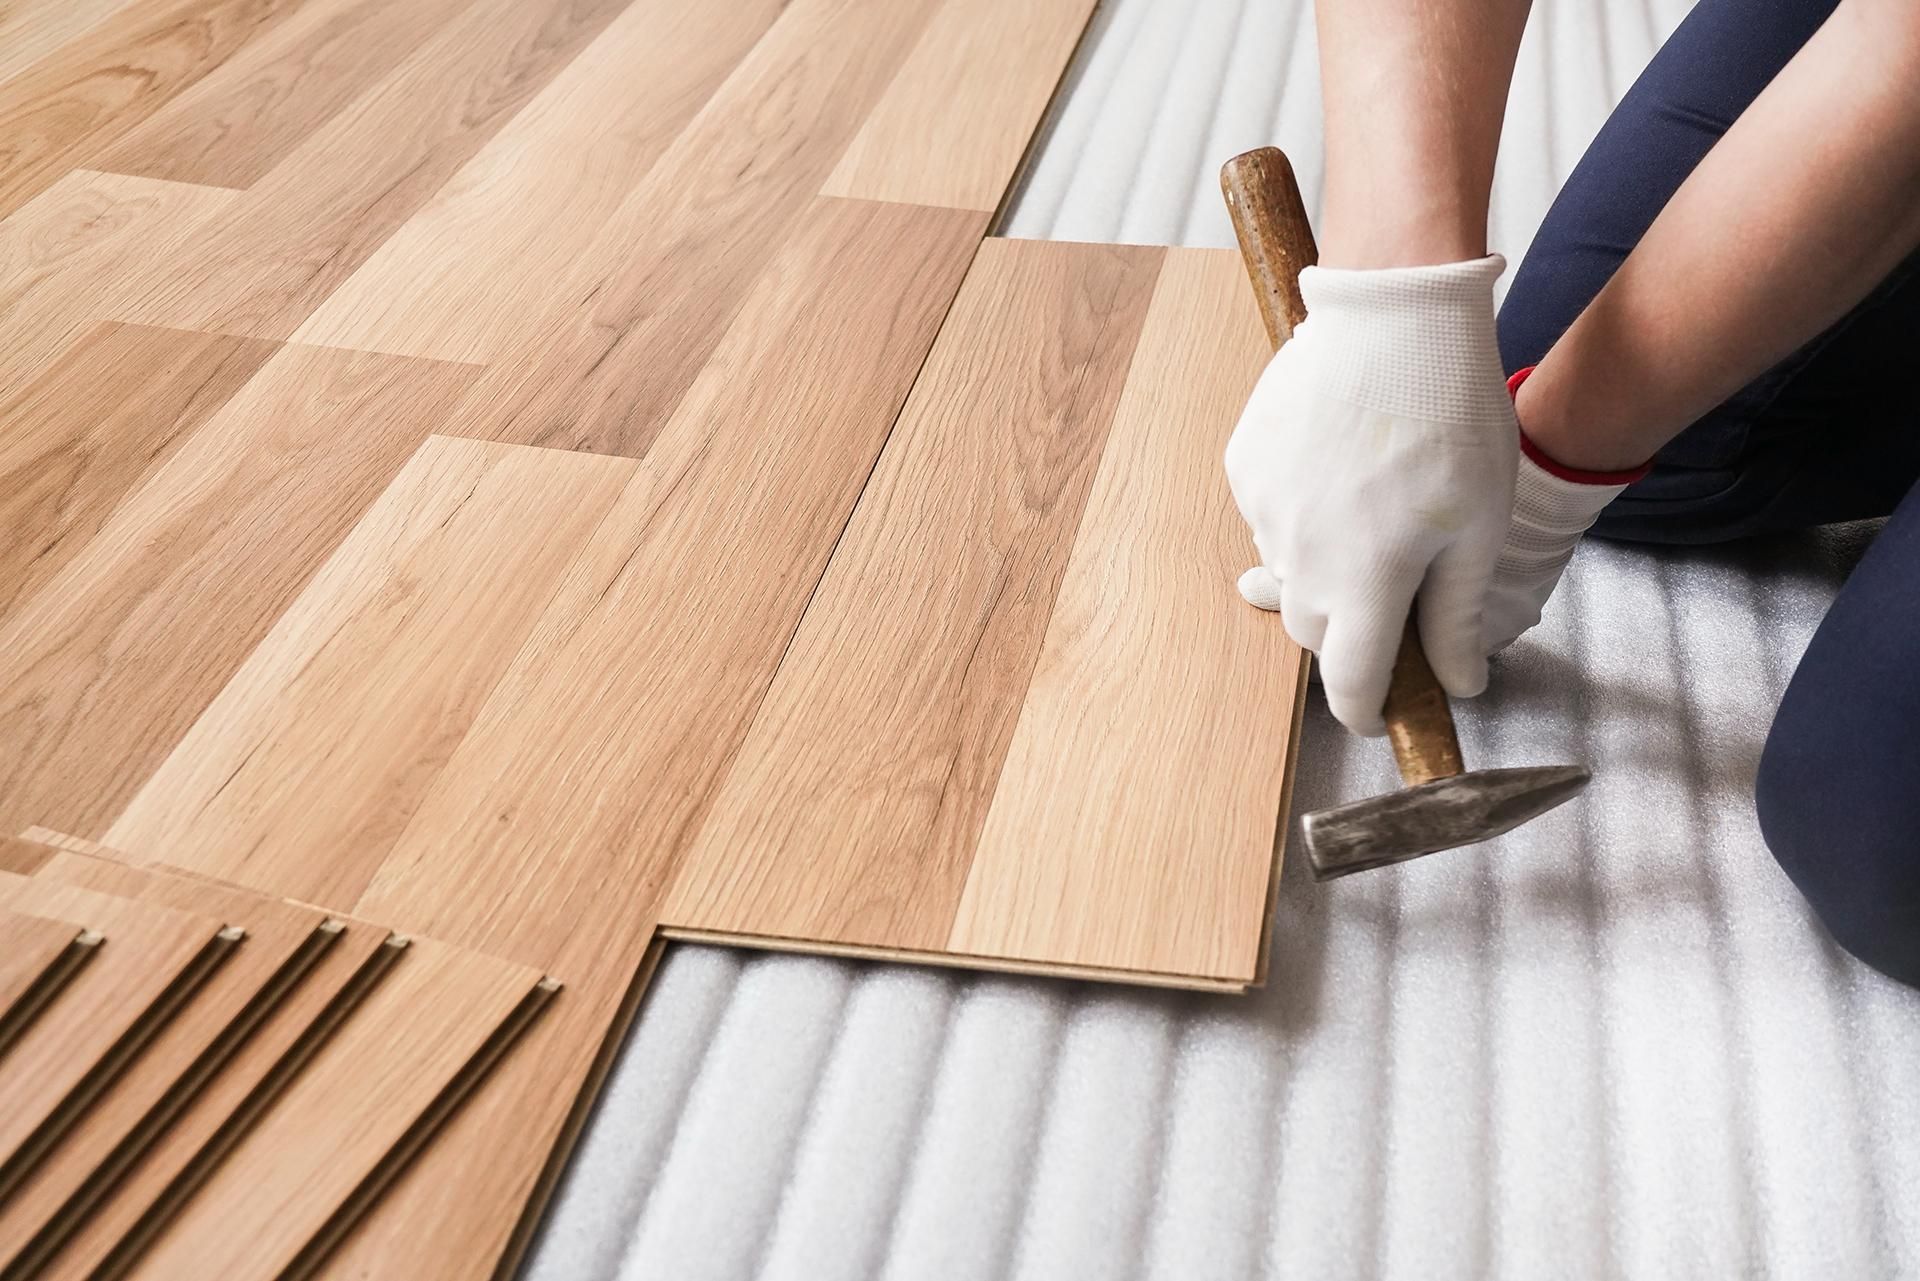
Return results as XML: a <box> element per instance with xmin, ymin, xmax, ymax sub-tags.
<box><xmin>522</xmin><ymin>3</ymin><xmax>1920</xmax><ymax>1277</ymax></box>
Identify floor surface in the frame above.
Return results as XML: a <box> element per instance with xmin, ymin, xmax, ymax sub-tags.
<box><xmin>523</xmin><ymin>2</ymin><xmax>1920</xmax><ymax>1277</ymax></box>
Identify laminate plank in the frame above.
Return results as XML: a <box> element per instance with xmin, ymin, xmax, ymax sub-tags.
<box><xmin>0</xmin><ymin>0</ymin><xmax>135</xmax><ymax>86</ymax></box>
<box><xmin>948</xmin><ymin>249</ymin><xmax>1300</xmax><ymax>981</ymax></box>
<box><xmin>666</xmin><ymin>238</ymin><xmax>1163</xmax><ymax>950</ymax></box>
<box><xmin>0</xmin><ymin>909</ymin><xmax>95</xmax><ymax>1052</ymax></box>
<box><xmin>123</xmin><ymin>936</ymin><xmax>550</xmax><ymax>1281</ymax></box>
<box><xmin>114</xmin><ymin>0</ymin><xmax>632</xmax><ymax>340</ymax></box>
<box><xmin>0</xmin><ymin>344</ymin><xmax>479</xmax><ymax>842</ymax></box>
<box><xmin>0</xmin><ymin>853</ymin><xmax>334</xmax><ymax>1275</ymax></box>
<box><xmin>108</xmin><ymin>437</ymin><xmax>640</xmax><ymax>907</ymax></box>
<box><xmin>819</xmin><ymin>0</ymin><xmax>1098</xmax><ymax>211</ymax></box>
<box><xmin>441</xmin><ymin>0</ymin><xmax>946</xmax><ymax>456</ymax></box>
<box><xmin>322</xmin><ymin>197</ymin><xmax>980</xmax><ymax>1280</ymax></box>
<box><xmin>0</xmin><ymin>322</ymin><xmax>279</xmax><ymax>621</ymax></box>
<box><xmin>92</xmin><ymin>0</ymin><xmax>484</xmax><ymax>189</ymax></box>
<box><xmin>0</xmin><ymin>170</ymin><xmax>241</xmax><ymax>392</ymax></box>
<box><xmin>291</xmin><ymin>0</ymin><xmax>783</xmax><ymax>364</ymax></box>
<box><xmin>0</xmin><ymin>864</ymin><xmax>233</xmax><ymax>1189</ymax></box>
<box><xmin>354</xmin><ymin>195</ymin><xmax>984</xmax><ymax>971</ymax></box>
<box><xmin>0</xmin><ymin>0</ymin><xmax>304</xmax><ymax>221</ymax></box>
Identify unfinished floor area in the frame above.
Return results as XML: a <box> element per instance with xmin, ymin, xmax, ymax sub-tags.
<box><xmin>522</xmin><ymin>2</ymin><xmax>1920</xmax><ymax>1279</ymax></box>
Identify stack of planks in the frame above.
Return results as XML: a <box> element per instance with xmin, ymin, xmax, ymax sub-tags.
<box><xmin>0</xmin><ymin>0</ymin><xmax>1307</xmax><ymax>1275</ymax></box>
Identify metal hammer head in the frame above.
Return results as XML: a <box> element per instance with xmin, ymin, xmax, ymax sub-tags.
<box><xmin>1301</xmin><ymin>765</ymin><xmax>1590</xmax><ymax>881</ymax></box>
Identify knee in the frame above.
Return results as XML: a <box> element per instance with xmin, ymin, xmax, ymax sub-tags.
<box><xmin>1757</xmin><ymin>708</ymin><xmax>1920</xmax><ymax>987</ymax></box>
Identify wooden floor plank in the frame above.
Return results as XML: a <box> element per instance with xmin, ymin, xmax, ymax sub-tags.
<box><xmin>92</xmin><ymin>0</ymin><xmax>484</xmax><ymax>189</ymax></box>
<box><xmin>0</xmin><ymin>170</ymin><xmax>242</xmax><ymax>393</ymax></box>
<box><xmin>442</xmin><ymin>0</ymin><xmax>945</xmax><ymax>456</ymax></box>
<box><xmin>0</xmin><ymin>862</ymin><xmax>233</xmax><ymax>1191</ymax></box>
<box><xmin>113</xmin><ymin>0</ymin><xmax>632</xmax><ymax>341</ymax></box>
<box><xmin>0</xmin><ymin>853</ymin><xmax>334</xmax><ymax>1275</ymax></box>
<box><xmin>0</xmin><ymin>0</ymin><xmax>305</xmax><ymax>221</ymax></box>
<box><xmin>122</xmin><ymin>936</ymin><xmax>549</xmax><ymax>1281</ymax></box>
<box><xmin>322</xmin><ymin>198</ymin><xmax>981</xmax><ymax>1279</ymax></box>
<box><xmin>0</xmin><ymin>344</ymin><xmax>479</xmax><ymax>843</ymax></box>
<box><xmin>0</xmin><ymin>0</ymin><xmax>136</xmax><ymax>87</ymax></box>
<box><xmin>820</xmin><ymin>0</ymin><xmax>1098</xmax><ymax>211</ymax></box>
<box><xmin>290</xmin><ymin>0</ymin><xmax>784</xmax><ymax>364</ymax></box>
<box><xmin>948</xmin><ymin>249</ymin><xmax>1298</xmax><ymax>981</ymax></box>
<box><xmin>0</xmin><ymin>909</ymin><xmax>95</xmax><ymax>1051</ymax></box>
<box><xmin>666</xmin><ymin>238</ymin><xmax>1163</xmax><ymax>951</ymax></box>
<box><xmin>109</xmin><ymin>438</ymin><xmax>640</xmax><ymax>907</ymax></box>
<box><xmin>0</xmin><ymin>322</ymin><xmax>279</xmax><ymax>622</ymax></box>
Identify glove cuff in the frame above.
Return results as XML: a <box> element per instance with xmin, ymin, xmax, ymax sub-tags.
<box><xmin>1506</xmin><ymin>366</ymin><xmax>1654</xmax><ymax>485</ymax></box>
<box><xmin>1294</xmin><ymin>256</ymin><xmax>1510</xmax><ymax>426</ymax></box>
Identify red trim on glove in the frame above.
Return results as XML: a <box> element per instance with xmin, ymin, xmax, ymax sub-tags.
<box><xmin>1505</xmin><ymin>366</ymin><xmax>1653</xmax><ymax>486</ymax></box>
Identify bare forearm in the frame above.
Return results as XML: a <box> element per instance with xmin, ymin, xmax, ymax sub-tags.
<box><xmin>1316</xmin><ymin>0</ymin><xmax>1531</xmax><ymax>268</ymax></box>
<box><xmin>1520</xmin><ymin>0</ymin><xmax>1920</xmax><ymax>470</ymax></box>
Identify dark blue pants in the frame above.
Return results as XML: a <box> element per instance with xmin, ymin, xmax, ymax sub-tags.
<box><xmin>1497</xmin><ymin>0</ymin><xmax>1920</xmax><ymax>985</ymax></box>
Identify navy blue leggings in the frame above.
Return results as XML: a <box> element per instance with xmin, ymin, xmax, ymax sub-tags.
<box><xmin>1497</xmin><ymin>0</ymin><xmax>1920</xmax><ymax>985</ymax></box>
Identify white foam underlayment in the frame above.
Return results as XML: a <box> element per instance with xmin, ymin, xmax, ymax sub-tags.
<box><xmin>520</xmin><ymin>2</ymin><xmax>1920</xmax><ymax>1277</ymax></box>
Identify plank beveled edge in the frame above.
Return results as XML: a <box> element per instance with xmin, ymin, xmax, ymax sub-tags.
<box><xmin>655</xmin><ymin>926</ymin><xmax>1248</xmax><ymax>994</ymax></box>
<box><xmin>1250</xmin><ymin>651</ymin><xmax>1314</xmax><ymax>988</ymax></box>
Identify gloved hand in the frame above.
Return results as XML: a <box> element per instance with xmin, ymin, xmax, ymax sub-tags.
<box><xmin>1225</xmin><ymin>255</ymin><xmax>1517</xmax><ymax>736</ymax></box>
<box><xmin>1480</xmin><ymin>366</ymin><xmax>1649</xmax><ymax>651</ymax></box>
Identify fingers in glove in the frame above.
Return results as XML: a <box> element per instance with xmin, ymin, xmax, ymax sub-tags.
<box><xmin>1237</xmin><ymin>566</ymin><xmax>1284</xmax><ymax>612</ymax></box>
<box><xmin>1278</xmin><ymin>579</ymin><xmax>1328</xmax><ymax>656</ymax></box>
<box><xmin>1317</xmin><ymin>584</ymin><xmax>1419</xmax><ymax>737</ymax></box>
<box><xmin>1416</xmin><ymin>537</ymin><xmax>1498</xmax><ymax>698</ymax></box>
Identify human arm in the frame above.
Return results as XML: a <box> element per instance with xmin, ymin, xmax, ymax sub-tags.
<box><xmin>1224</xmin><ymin>0</ymin><xmax>1532</xmax><ymax>734</ymax></box>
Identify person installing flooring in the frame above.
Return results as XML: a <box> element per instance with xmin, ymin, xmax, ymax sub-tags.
<box><xmin>1224</xmin><ymin>0</ymin><xmax>1920</xmax><ymax>983</ymax></box>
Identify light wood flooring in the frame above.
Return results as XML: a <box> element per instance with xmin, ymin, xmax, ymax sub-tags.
<box><xmin>0</xmin><ymin>0</ymin><xmax>1305</xmax><ymax>1273</ymax></box>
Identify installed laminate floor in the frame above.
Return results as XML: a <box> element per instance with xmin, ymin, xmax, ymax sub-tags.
<box><xmin>0</xmin><ymin>0</ymin><xmax>1305</xmax><ymax>1273</ymax></box>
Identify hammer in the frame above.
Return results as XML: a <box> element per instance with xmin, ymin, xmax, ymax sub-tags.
<box><xmin>1220</xmin><ymin>146</ymin><xmax>1591</xmax><ymax>881</ymax></box>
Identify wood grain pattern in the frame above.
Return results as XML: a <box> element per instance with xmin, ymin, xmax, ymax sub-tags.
<box><xmin>0</xmin><ymin>852</ymin><xmax>333</xmax><ymax>1275</ymax></box>
<box><xmin>109</xmin><ymin>437</ymin><xmax>640</xmax><ymax>907</ymax></box>
<box><xmin>667</xmin><ymin>237</ymin><xmax>1163</xmax><ymax>949</ymax></box>
<box><xmin>947</xmin><ymin>249</ymin><xmax>1298</xmax><ymax>981</ymax></box>
<box><xmin>0</xmin><ymin>344</ymin><xmax>478</xmax><ymax>841</ymax></box>
<box><xmin>114</xmin><ymin>0</ymin><xmax>632</xmax><ymax>340</ymax></box>
<box><xmin>92</xmin><ymin>0</ymin><xmax>484</xmax><ymax>189</ymax></box>
<box><xmin>0</xmin><ymin>322</ymin><xmax>279</xmax><ymax>620</ymax></box>
<box><xmin>443</xmin><ymin>0</ymin><xmax>944</xmax><ymax>456</ymax></box>
<box><xmin>0</xmin><ymin>909</ymin><xmax>93</xmax><ymax>1050</ymax></box>
<box><xmin>820</xmin><ymin>0</ymin><xmax>1097</xmax><ymax>210</ymax></box>
<box><xmin>0</xmin><ymin>170</ymin><xmax>241</xmax><ymax>393</ymax></box>
<box><xmin>125</xmin><ymin>936</ymin><xmax>547</xmax><ymax>1281</ymax></box>
<box><xmin>318</xmin><ymin>200</ymin><xmax>980</xmax><ymax>1278</ymax></box>
<box><xmin>354</xmin><ymin>196</ymin><xmax>984</xmax><ymax>971</ymax></box>
<box><xmin>0</xmin><ymin>0</ymin><xmax>302</xmax><ymax>220</ymax></box>
<box><xmin>0</xmin><ymin>862</ymin><xmax>230</xmax><ymax>1183</ymax></box>
<box><xmin>290</xmin><ymin>0</ymin><xmax>784</xmax><ymax>363</ymax></box>
<box><xmin>0</xmin><ymin>0</ymin><xmax>135</xmax><ymax>86</ymax></box>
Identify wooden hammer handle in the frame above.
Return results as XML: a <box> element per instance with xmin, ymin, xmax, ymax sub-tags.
<box><xmin>1220</xmin><ymin>146</ymin><xmax>1466</xmax><ymax>787</ymax></box>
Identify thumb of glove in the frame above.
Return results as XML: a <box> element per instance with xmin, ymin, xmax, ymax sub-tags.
<box><xmin>1237</xmin><ymin>566</ymin><xmax>1285</xmax><ymax>611</ymax></box>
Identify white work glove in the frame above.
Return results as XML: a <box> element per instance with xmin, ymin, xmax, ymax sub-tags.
<box><xmin>1480</xmin><ymin>366</ymin><xmax>1647</xmax><ymax>651</ymax></box>
<box><xmin>1225</xmin><ymin>256</ymin><xmax>1517</xmax><ymax>736</ymax></box>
